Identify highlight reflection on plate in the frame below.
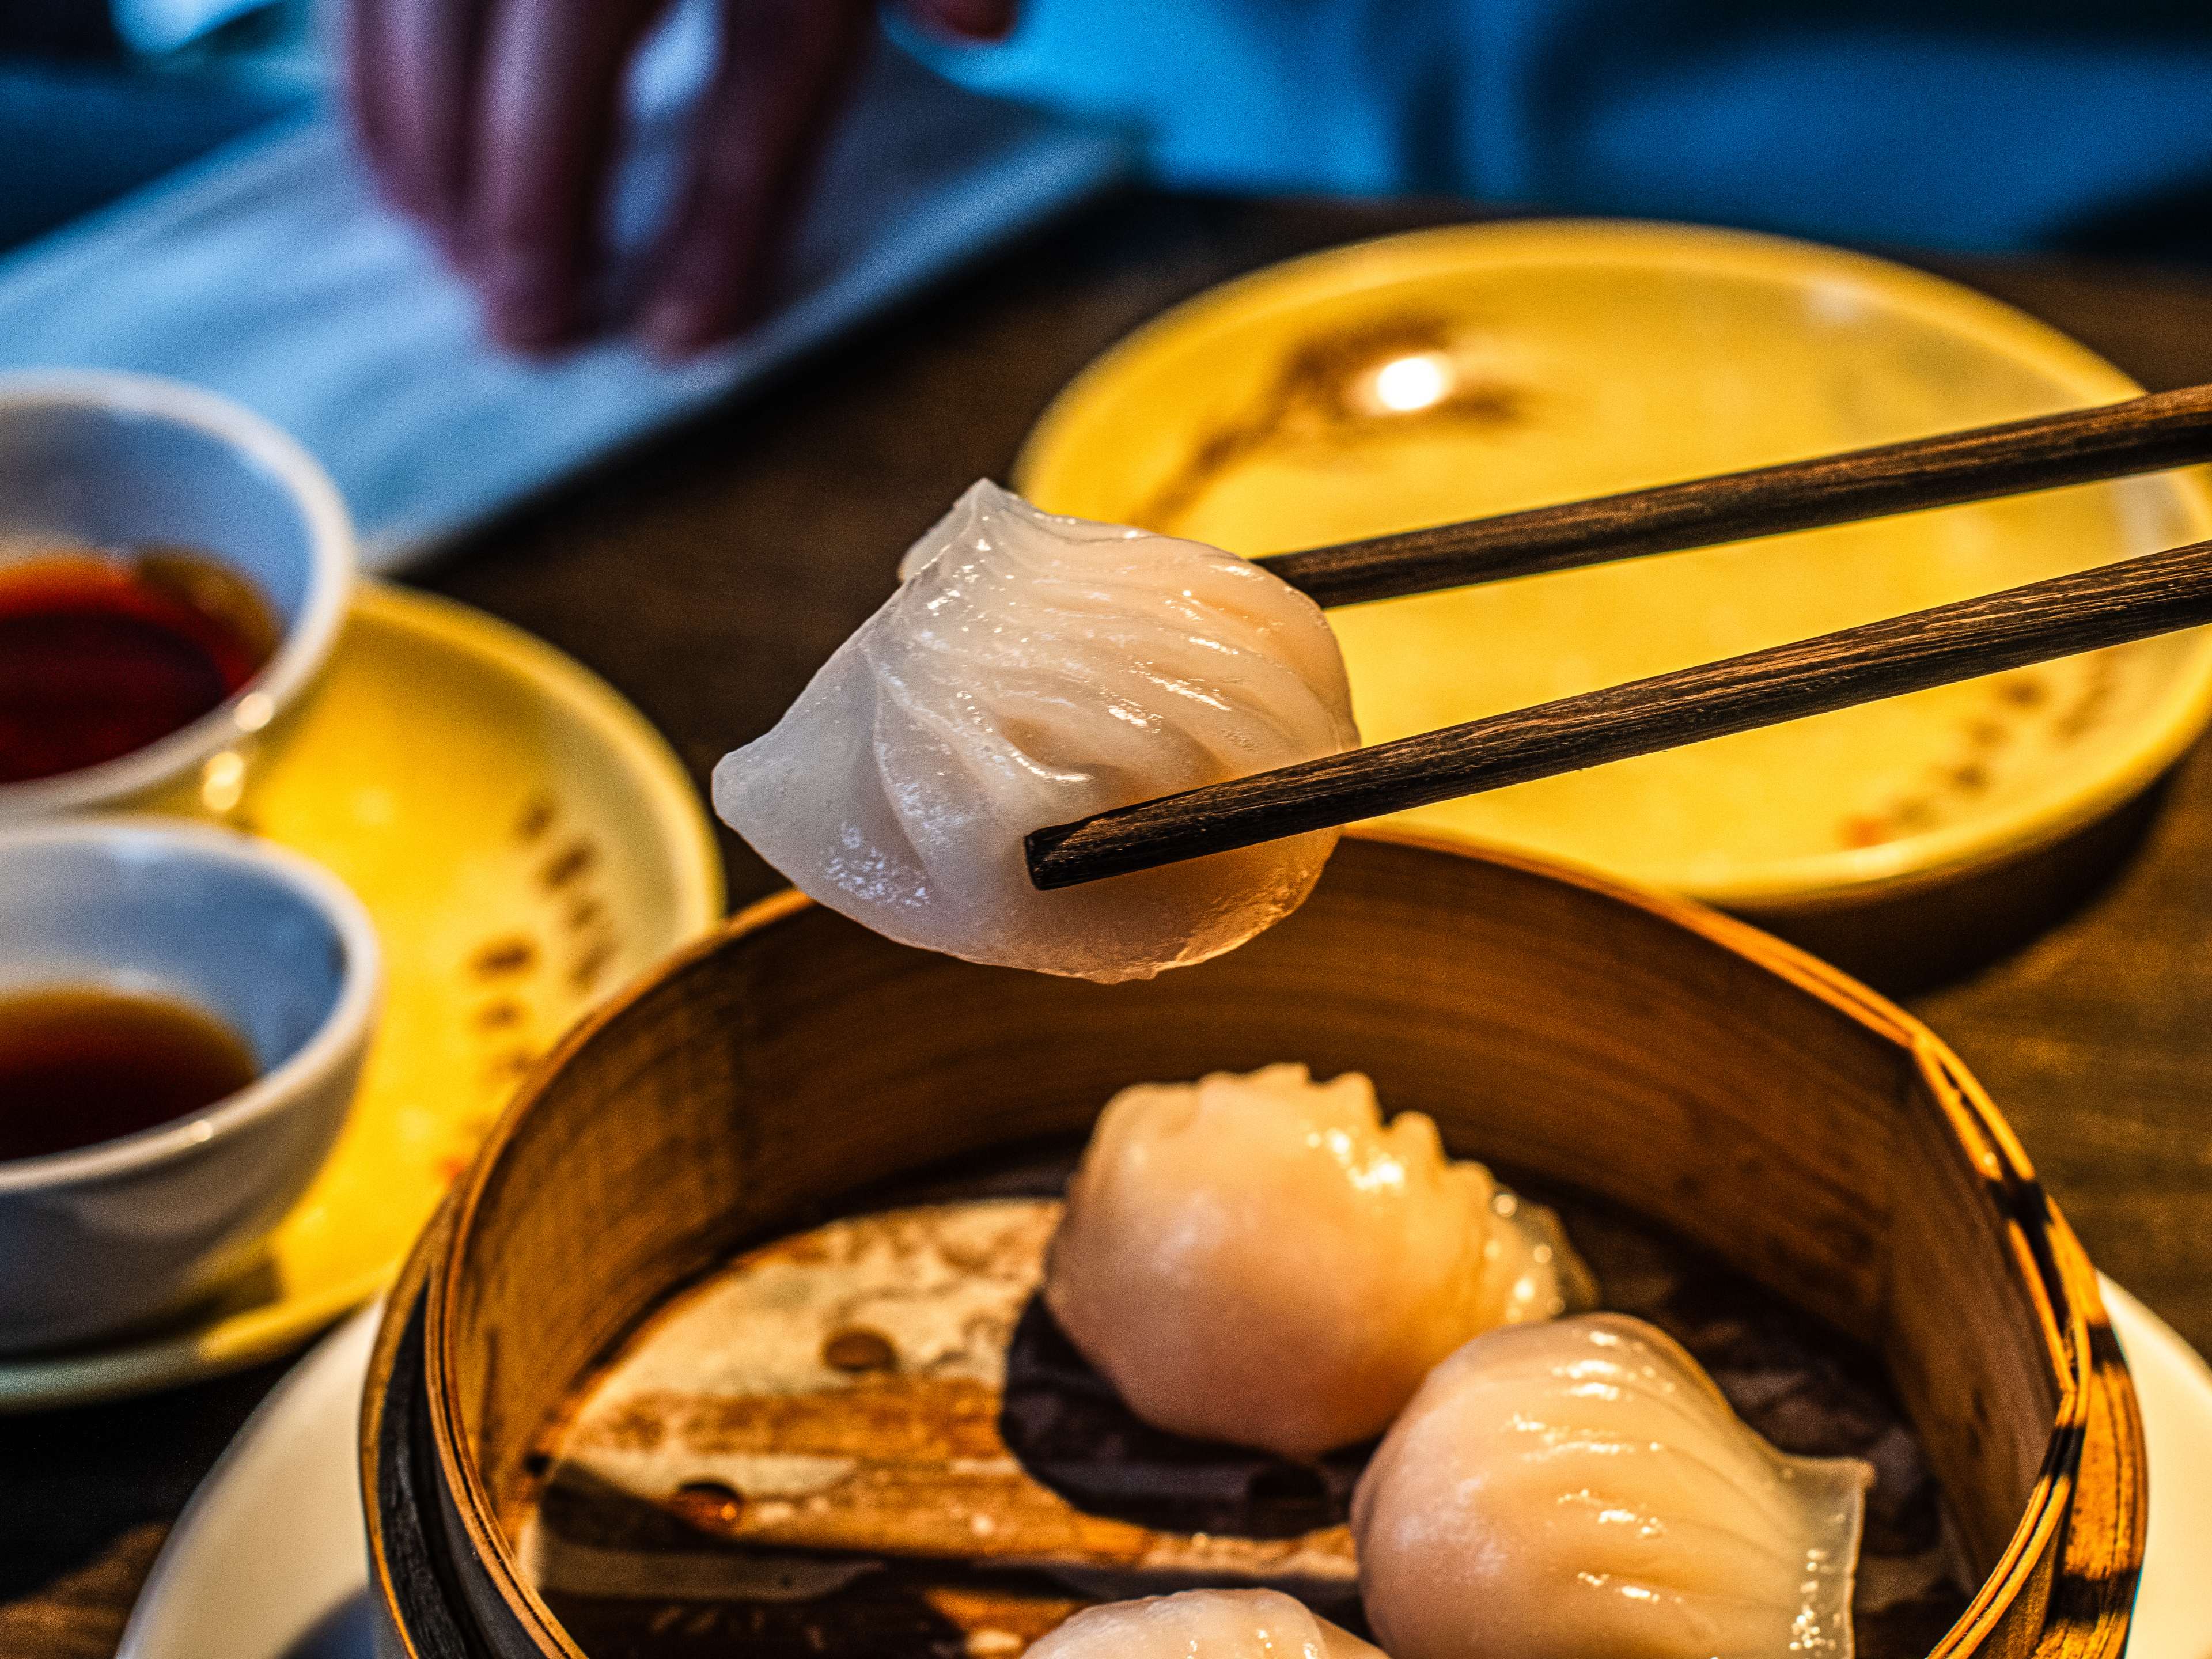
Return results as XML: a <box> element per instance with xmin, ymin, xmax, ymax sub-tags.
<box><xmin>1017</xmin><ymin>222</ymin><xmax>2212</xmax><ymax>914</ymax></box>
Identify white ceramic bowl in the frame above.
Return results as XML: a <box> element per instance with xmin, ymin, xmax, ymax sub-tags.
<box><xmin>0</xmin><ymin>370</ymin><xmax>355</xmax><ymax>819</ymax></box>
<box><xmin>0</xmin><ymin>819</ymin><xmax>380</xmax><ymax>1351</ymax></box>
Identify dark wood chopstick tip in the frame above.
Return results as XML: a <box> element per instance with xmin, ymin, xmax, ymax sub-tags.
<box><xmin>1024</xmin><ymin>824</ymin><xmax>1082</xmax><ymax>891</ymax></box>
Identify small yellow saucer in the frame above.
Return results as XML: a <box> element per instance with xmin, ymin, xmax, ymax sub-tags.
<box><xmin>1016</xmin><ymin>221</ymin><xmax>2212</xmax><ymax>916</ymax></box>
<box><xmin>0</xmin><ymin>582</ymin><xmax>722</xmax><ymax>1411</ymax></box>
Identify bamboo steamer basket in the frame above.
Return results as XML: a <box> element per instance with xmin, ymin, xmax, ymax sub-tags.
<box><xmin>362</xmin><ymin>831</ymin><xmax>2143</xmax><ymax>1659</ymax></box>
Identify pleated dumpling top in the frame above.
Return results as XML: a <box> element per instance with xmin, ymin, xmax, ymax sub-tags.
<box><xmin>1045</xmin><ymin>1064</ymin><xmax>1589</xmax><ymax>1458</ymax></box>
<box><xmin>1026</xmin><ymin>1590</ymin><xmax>1382</xmax><ymax>1659</ymax></box>
<box><xmin>1352</xmin><ymin>1313</ymin><xmax>1873</xmax><ymax>1659</ymax></box>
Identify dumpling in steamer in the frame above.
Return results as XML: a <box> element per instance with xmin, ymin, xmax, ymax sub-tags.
<box><xmin>1026</xmin><ymin>1589</ymin><xmax>1381</xmax><ymax>1659</ymax></box>
<box><xmin>1043</xmin><ymin>1064</ymin><xmax>1590</xmax><ymax>1459</ymax></box>
<box><xmin>712</xmin><ymin>481</ymin><xmax>1358</xmax><ymax>983</ymax></box>
<box><xmin>1352</xmin><ymin>1313</ymin><xmax>1873</xmax><ymax>1659</ymax></box>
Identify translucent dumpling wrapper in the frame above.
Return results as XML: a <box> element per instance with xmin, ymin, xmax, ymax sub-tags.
<box><xmin>713</xmin><ymin>482</ymin><xmax>1359</xmax><ymax>983</ymax></box>
<box><xmin>1043</xmin><ymin>1063</ymin><xmax>1592</xmax><ymax>1459</ymax></box>
<box><xmin>1351</xmin><ymin>1313</ymin><xmax>1873</xmax><ymax>1659</ymax></box>
<box><xmin>1026</xmin><ymin>1589</ymin><xmax>1383</xmax><ymax>1659</ymax></box>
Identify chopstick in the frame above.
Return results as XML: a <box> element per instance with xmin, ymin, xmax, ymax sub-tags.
<box><xmin>1259</xmin><ymin>384</ymin><xmax>2212</xmax><ymax>608</ymax></box>
<box><xmin>1021</xmin><ymin>384</ymin><xmax>2212</xmax><ymax>889</ymax></box>
<box><xmin>1024</xmin><ymin>538</ymin><xmax>2212</xmax><ymax>890</ymax></box>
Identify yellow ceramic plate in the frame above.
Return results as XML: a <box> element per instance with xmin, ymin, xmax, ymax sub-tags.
<box><xmin>1017</xmin><ymin>221</ymin><xmax>2212</xmax><ymax>908</ymax></box>
<box><xmin>0</xmin><ymin>582</ymin><xmax>721</xmax><ymax>1411</ymax></box>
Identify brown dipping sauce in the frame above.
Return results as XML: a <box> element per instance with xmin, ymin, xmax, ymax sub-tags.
<box><xmin>0</xmin><ymin>546</ymin><xmax>281</xmax><ymax>785</ymax></box>
<box><xmin>0</xmin><ymin>986</ymin><xmax>259</xmax><ymax>1162</ymax></box>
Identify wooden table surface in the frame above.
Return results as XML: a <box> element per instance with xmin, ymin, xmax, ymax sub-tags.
<box><xmin>5</xmin><ymin>192</ymin><xmax>2211</xmax><ymax>1658</ymax></box>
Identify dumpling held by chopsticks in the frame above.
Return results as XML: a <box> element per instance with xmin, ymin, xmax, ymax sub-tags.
<box><xmin>714</xmin><ymin>482</ymin><xmax>1358</xmax><ymax>982</ymax></box>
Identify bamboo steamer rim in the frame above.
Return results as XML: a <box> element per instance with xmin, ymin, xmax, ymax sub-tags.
<box><xmin>359</xmin><ymin>1187</ymin><xmax>454</xmax><ymax>1658</ymax></box>
<box><xmin>414</xmin><ymin>827</ymin><xmax>2119</xmax><ymax>1659</ymax></box>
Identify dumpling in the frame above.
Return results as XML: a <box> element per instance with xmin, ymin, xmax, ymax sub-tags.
<box><xmin>712</xmin><ymin>481</ymin><xmax>1358</xmax><ymax>983</ymax></box>
<box><xmin>1043</xmin><ymin>1064</ymin><xmax>1589</xmax><ymax>1459</ymax></box>
<box><xmin>1351</xmin><ymin>1313</ymin><xmax>1872</xmax><ymax>1659</ymax></box>
<box><xmin>1027</xmin><ymin>1589</ymin><xmax>1382</xmax><ymax>1659</ymax></box>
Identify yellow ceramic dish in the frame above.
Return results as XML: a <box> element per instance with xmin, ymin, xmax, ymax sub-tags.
<box><xmin>0</xmin><ymin>582</ymin><xmax>722</xmax><ymax>1411</ymax></box>
<box><xmin>1016</xmin><ymin>221</ymin><xmax>2212</xmax><ymax>911</ymax></box>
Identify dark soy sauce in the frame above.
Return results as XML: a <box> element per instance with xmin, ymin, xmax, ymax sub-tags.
<box><xmin>0</xmin><ymin>546</ymin><xmax>281</xmax><ymax>785</ymax></box>
<box><xmin>0</xmin><ymin>987</ymin><xmax>259</xmax><ymax>1162</ymax></box>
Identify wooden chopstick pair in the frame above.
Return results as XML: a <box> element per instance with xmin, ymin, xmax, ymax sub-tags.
<box><xmin>1024</xmin><ymin>383</ymin><xmax>2212</xmax><ymax>891</ymax></box>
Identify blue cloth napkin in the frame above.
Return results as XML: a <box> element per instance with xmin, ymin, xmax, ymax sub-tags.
<box><xmin>911</xmin><ymin>0</ymin><xmax>2212</xmax><ymax>256</ymax></box>
<box><xmin>0</xmin><ymin>43</ymin><xmax>1128</xmax><ymax>571</ymax></box>
<box><xmin>111</xmin><ymin>0</ymin><xmax>271</xmax><ymax>54</ymax></box>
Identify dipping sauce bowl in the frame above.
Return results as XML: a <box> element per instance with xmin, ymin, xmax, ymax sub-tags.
<box><xmin>0</xmin><ymin>370</ymin><xmax>353</xmax><ymax>820</ymax></box>
<box><xmin>0</xmin><ymin>818</ymin><xmax>379</xmax><ymax>1352</ymax></box>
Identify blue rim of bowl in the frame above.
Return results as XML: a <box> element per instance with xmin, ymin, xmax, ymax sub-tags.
<box><xmin>0</xmin><ymin>817</ymin><xmax>381</xmax><ymax>1192</ymax></box>
<box><xmin>0</xmin><ymin>370</ymin><xmax>357</xmax><ymax>819</ymax></box>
